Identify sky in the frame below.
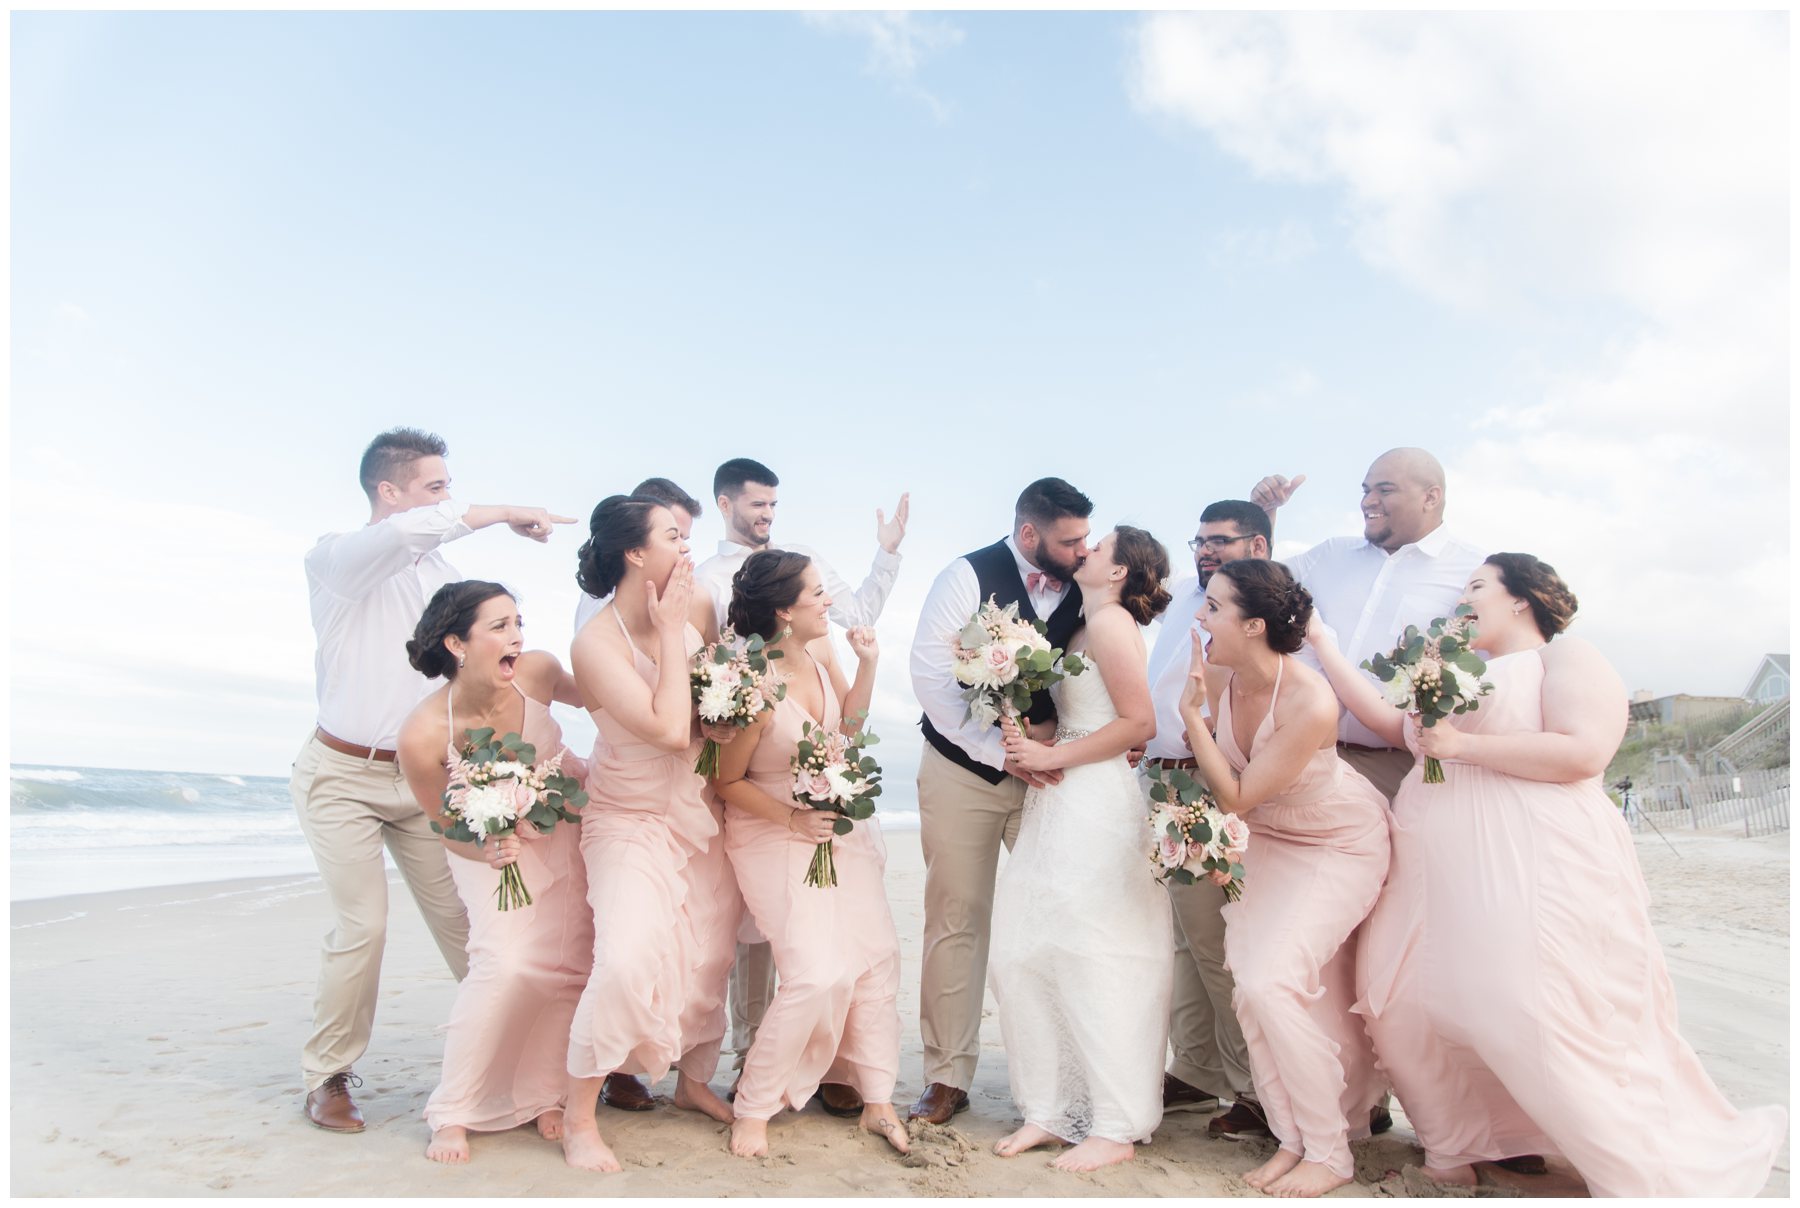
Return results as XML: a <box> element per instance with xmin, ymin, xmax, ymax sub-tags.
<box><xmin>9</xmin><ymin>11</ymin><xmax>1791</xmax><ymax>776</ymax></box>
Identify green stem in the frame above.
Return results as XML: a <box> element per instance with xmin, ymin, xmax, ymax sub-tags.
<box><xmin>695</xmin><ymin>739</ymin><xmax>720</xmax><ymax>778</ymax></box>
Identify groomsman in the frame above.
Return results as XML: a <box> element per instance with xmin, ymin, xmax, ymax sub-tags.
<box><xmin>293</xmin><ymin>428</ymin><xmax>572</xmax><ymax>1132</ymax></box>
<box><xmin>572</xmin><ymin>477</ymin><xmax>703</xmax><ymax>636</ymax></box>
<box><xmin>1252</xmin><ymin>447</ymin><xmax>1486</xmax><ymax>801</ymax></box>
<box><xmin>907</xmin><ymin>478</ymin><xmax>1092</xmax><ymax>1124</ymax></box>
<box><xmin>1144</xmin><ymin>500</ymin><xmax>1267</xmax><ymax>1138</ymax></box>
<box><xmin>694</xmin><ymin>456</ymin><xmax>910</xmax><ymax>1115</ymax></box>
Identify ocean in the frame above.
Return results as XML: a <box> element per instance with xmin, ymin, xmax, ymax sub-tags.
<box><xmin>9</xmin><ymin>763</ymin><xmax>920</xmax><ymax>902</ymax></box>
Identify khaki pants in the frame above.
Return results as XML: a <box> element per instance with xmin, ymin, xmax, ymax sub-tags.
<box><xmin>917</xmin><ymin>742</ymin><xmax>1024</xmax><ymax>1091</ymax></box>
<box><xmin>1336</xmin><ymin>745</ymin><xmax>1413</xmax><ymax>805</ymax></box>
<box><xmin>290</xmin><ymin>735</ymin><xmax>470</xmax><ymax>1091</ymax></box>
<box><xmin>1166</xmin><ymin>878</ymin><xmax>1254</xmax><ymax>1097</ymax></box>
<box><xmin>728</xmin><ymin>939</ymin><xmax>777</xmax><ymax>1065</ymax></box>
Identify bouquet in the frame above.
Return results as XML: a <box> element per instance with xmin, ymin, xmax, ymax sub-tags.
<box><xmin>436</xmin><ymin>727</ymin><xmax>588</xmax><ymax>911</ymax></box>
<box><xmin>1361</xmin><ymin>604</ymin><xmax>1495</xmax><ymax>784</ymax></box>
<box><xmin>691</xmin><ymin>627</ymin><xmax>786</xmax><ymax>777</ymax></box>
<box><xmin>951</xmin><ymin>596</ymin><xmax>1089</xmax><ymax>728</ymax></box>
<box><xmin>1145</xmin><ymin>762</ymin><xmax>1249</xmax><ymax>902</ymax></box>
<box><xmin>791</xmin><ymin>717</ymin><xmax>883</xmax><ymax>888</ymax></box>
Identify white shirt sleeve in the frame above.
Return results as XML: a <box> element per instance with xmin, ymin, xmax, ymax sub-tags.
<box><xmin>306</xmin><ymin>500</ymin><xmax>473</xmax><ymax>602</ymax></box>
<box><xmin>909</xmin><ymin>558</ymin><xmax>1007</xmax><ymax>771</ymax></box>
<box><xmin>813</xmin><ymin>547</ymin><xmax>902</xmax><ymax>629</ymax></box>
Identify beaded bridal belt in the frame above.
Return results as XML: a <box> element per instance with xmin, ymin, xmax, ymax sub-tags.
<box><xmin>1054</xmin><ymin>725</ymin><xmax>1092</xmax><ymax>742</ymax></box>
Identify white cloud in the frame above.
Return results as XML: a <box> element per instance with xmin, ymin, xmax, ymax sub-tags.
<box><xmin>803</xmin><ymin>11</ymin><xmax>965</xmax><ymax>121</ymax></box>
<box><xmin>1130</xmin><ymin>12</ymin><xmax>1789</xmax><ymax>697</ymax></box>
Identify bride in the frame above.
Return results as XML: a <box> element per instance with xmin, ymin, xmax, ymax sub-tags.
<box><xmin>990</xmin><ymin>525</ymin><xmax>1173</xmax><ymax>1172</ymax></box>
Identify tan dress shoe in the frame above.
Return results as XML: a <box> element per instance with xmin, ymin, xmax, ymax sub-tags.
<box><xmin>304</xmin><ymin>1072</ymin><xmax>365</xmax><ymax>1133</ymax></box>
<box><xmin>814</xmin><ymin>1082</ymin><xmax>864</xmax><ymax>1117</ymax></box>
<box><xmin>601</xmin><ymin>1073</ymin><xmax>656</xmax><ymax>1111</ymax></box>
<box><xmin>906</xmin><ymin>1082</ymin><xmax>970</xmax><ymax>1124</ymax></box>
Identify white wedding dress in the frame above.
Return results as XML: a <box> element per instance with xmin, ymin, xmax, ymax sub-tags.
<box><xmin>988</xmin><ymin>658</ymin><xmax>1173</xmax><ymax>1144</ymax></box>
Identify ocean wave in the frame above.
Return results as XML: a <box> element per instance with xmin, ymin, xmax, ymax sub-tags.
<box><xmin>215</xmin><ymin>775</ymin><xmax>247</xmax><ymax>787</ymax></box>
<box><xmin>11</xmin><ymin>769</ymin><xmax>84</xmax><ymax>783</ymax></box>
<box><xmin>11</xmin><ymin>811</ymin><xmax>304</xmax><ymax>851</ymax></box>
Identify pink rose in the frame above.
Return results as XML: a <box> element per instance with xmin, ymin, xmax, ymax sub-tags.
<box><xmin>1220</xmin><ymin>814</ymin><xmax>1250</xmax><ymax>859</ymax></box>
<box><xmin>792</xmin><ymin>771</ymin><xmax>815</xmax><ymax>800</ymax></box>
<box><xmin>512</xmin><ymin>781</ymin><xmax>538</xmax><ymax>811</ymax></box>
<box><xmin>983</xmin><ymin>644</ymin><xmax>1018</xmax><ymax>683</ymax></box>
<box><xmin>1158</xmin><ymin>833</ymin><xmax>1185</xmax><ymax>872</ymax></box>
<box><xmin>807</xmin><ymin>772</ymin><xmax>832</xmax><ymax>800</ymax></box>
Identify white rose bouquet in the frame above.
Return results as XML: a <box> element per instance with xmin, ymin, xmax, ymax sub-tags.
<box><xmin>951</xmin><ymin>596</ymin><xmax>1089</xmax><ymax>728</ymax></box>
<box><xmin>437</xmin><ymin>728</ymin><xmax>588</xmax><ymax>911</ymax></box>
<box><xmin>691</xmin><ymin>627</ymin><xmax>786</xmax><ymax>778</ymax></box>
<box><xmin>790</xmin><ymin>717</ymin><xmax>883</xmax><ymax>888</ymax></box>
<box><xmin>1144</xmin><ymin>762</ymin><xmax>1249</xmax><ymax>901</ymax></box>
<box><xmin>1362</xmin><ymin>604</ymin><xmax>1495</xmax><ymax>784</ymax></box>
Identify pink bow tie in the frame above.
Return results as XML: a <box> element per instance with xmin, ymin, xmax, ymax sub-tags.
<box><xmin>1026</xmin><ymin>571</ymin><xmax>1063</xmax><ymax>594</ymax></box>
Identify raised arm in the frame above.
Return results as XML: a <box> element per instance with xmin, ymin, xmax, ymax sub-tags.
<box><xmin>569</xmin><ymin>572</ymin><xmax>698</xmax><ymax>753</ymax></box>
<box><xmin>308</xmin><ymin>500</ymin><xmax>575</xmax><ymax>601</ymax></box>
<box><xmin>1177</xmin><ymin>635</ymin><xmax>1337</xmax><ymax>814</ymax></box>
<box><xmin>831</xmin><ymin>628</ymin><xmax>879</xmax><ymax>735</ymax></box>
<box><xmin>814</xmin><ymin>543</ymin><xmax>902</xmax><ymax>630</ymax></box>
<box><xmin>1416</xmin><ymin>639</ymin><xmax>1626</xmax><ymax>783</ymax></box>
<box><xmin>1002</xmin><ymin>609</ymin><xmax>1154</xmax><ymax>771</ymax></box>
<box><xmin>1302</xmin><ymin>615</ymin><xmax>1406</xmax><ymax>748</ymax></box>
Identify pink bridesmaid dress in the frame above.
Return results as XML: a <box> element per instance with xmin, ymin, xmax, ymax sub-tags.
<box><xmin>725</xmin><ymin>656</ymin><xmax>901</xmax><ymax>1121</ymax></box>
<box><xmin>565</xmin><ymin>615</ymin><xmax>740</xmax><ymax>1086</ymax></box>
<box><xmin>1357</xmin><ymin>649</ymin><xmax>1786</xmax><ymax>1196</ymax></box>
<box><xmin>424</xmin><ymin>688</ymin><xmax>593</xmax><ymax>1134</ymax></box>
<box><xmin>1216</xmin><ymin>656</ymin><xmax>1391</xmax><ymax>1180</ymax></box>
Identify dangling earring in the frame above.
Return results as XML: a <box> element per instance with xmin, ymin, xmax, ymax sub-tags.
<box><xmin>781</xmin><ymin>625</ymin><xmax>793</xmax><ymax>639</ymax></box>
<box><xmin>457</xmin><ymin>653</ymin><xmax>466</xmax><ymax>669</ymax></box>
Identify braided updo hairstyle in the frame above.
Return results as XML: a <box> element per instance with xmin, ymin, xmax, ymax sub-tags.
<box><xmin>1213</xmin><ymin>559</ymin><xmax>1313</xmax><ymax>655</ymax></box>
<box><xmin>726</xmin><ymin>549</ymin><xmax>812</xmax><ymax>642</ymax></box>
<box><xmin>1110</xmin><ymin>525</ymin><xmax>1173</xmax><ymax>625</ymax></box>
<box><xmin>1485</xmin><ymin>552</ymin><xmax>1579</xmax><ymax>640</ymax></box>
<box><xmin>576</xmin><ymin>495</ymin><xmax>666</xmax><ymax>599</ymax></box>
<box><xmin>406</xmin><ymin>580</ymin><xmax>513</xmax><ymax>680</ymax></box>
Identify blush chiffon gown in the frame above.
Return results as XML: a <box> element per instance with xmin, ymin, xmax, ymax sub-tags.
<box><xmin>1356</xmin><ymin>648</ymin><xmax>1786</xmax><ymax>1196</ymax></box>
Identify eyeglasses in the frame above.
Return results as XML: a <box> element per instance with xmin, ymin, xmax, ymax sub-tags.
<box><xmin>1187</xmin><ymin>534</ymin><xmax>1255</xmax><ymax>552</ymax></box>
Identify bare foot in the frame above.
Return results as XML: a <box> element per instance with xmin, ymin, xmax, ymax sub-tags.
<box><xmin>1052</xmin><ymin>1136</ymin><xmax>1134</xmax><ymax>1172</ymax></box>
<box><xmin>425</xmin><ymin>1125</ymin><xmax>470</xmax><ymax>1165</ymax></box>
<box><xmin>1267</xmin><ymin>1159</ymin><xmax>1351</xmax><ymax>1198</ymax></box>
<box><xmin>730</xmin><ymin>1116</ymin><xmax>769</xmax><ymax>1158</ymax></box>
<box><xmin>1246</xmin><ymin>1147</ymin><xmax>1302</xmax><ymax>1189</ymax></box>
<box><xmin>561</xmin><ymin>1123</ymin><xmax>621</xmax><ymax>1173</ymax></box>
<box><xmin>994</xmin><ymin>1123</ymin><xmax>1067</xmax><ymax>1157</ymax></box>
<box><xmin>860</xmin><ymin>1104</ymin><xmax>911</xmax><ymax>1156</ymax></box>
<box><xmin>673</xmin><ymin>1073</ymin><xmax>733</xmax><ymax>1124</ymax></box>
<box><xmin>1420</xmin><ymin>1163</ymin><xmax>1478</xmax><ymax>1188</ymax></box>
<box><xmin>535</xmin><ymin>1109</ymin><xmax>564</xmax><ymax>1141</ymax></box>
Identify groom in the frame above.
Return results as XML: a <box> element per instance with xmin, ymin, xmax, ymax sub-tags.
<box><xmin>907</xmin><ymin>477</ymin><xmax>1093</xmax><ymax>1123</ymax></box>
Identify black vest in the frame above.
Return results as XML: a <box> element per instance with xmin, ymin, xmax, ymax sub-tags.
<box><xmin>920</xmin><ymin>539</ymin><xmax>1085</xmax><ymax>785</ymax></box>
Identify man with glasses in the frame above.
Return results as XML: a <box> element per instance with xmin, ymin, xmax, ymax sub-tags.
<box><xmin>1143</xmin><ymin>499</ymin><xmax>1271</xmax><ymax>1139</ymax></box>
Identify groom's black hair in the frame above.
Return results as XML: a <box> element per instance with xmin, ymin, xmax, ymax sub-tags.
<box><xmin>1014</xmin><ymin>477</ymin><xmax>1093</xmax><ymax>530</ymax></box>
<box><xmin>1199</xmin><ymin>499</ymin><xmax>1272</xmax><ymax>544</ymax></box>
<box><xmin>714</xmin><ymin>458</ymin><xmax>779</xmax><ymax>501</ymax></box>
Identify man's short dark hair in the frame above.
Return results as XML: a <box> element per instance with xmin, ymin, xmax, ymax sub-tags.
<box><xmin>1013</xmin><ymin>477</ymin><xmax>1094</xmax><ymax>531</ymax></box>
<box><xmin>713</xmin><ymin>458</ymin><xmax>779</xmax><ymax>501</ymax></box>
<box><xmin>632</xmin><ymin>477</ymin><xmax>702</xmax><ymax>516</ymax></box>
<box><xmin>1199</xmin><ymin>499</ymin><xmax>1272</xmax><ymax>544</ymax></box>
<box><xmin>359</xmin><ymin>428</ymin><xmax>447</xmax><ymax>500</ymax></box>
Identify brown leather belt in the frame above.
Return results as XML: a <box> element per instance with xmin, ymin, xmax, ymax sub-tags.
<box><xmin>1336</xmin><ymin>741</ymin><xmax>1400</xmax><ymax>756</ymax></box>
<box><xmin>315</xmin><ymin>727</ymin><xmax>398</xmax><ymax>763</ymax></box>
<box><xmin>1146</xmin><ymin>756</ymin><xmax>1200</xmax><ymax>770</ymax></box>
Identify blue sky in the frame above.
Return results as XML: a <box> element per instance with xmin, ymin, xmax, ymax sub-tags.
<box><xmin>11</xmin><ymin>12</ymin><xmax>1789</xmax><ymax>775</ymax></box>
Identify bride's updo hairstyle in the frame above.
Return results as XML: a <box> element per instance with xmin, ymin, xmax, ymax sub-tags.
<box><xmin>727</xmin><ymin>550</ymin><xmax>813</xmax><ymax>641</ymax></box>
<box><xmin>1486</xmin><ymin>552</ymin><xmax>1579</xmax><ymax>640</ymax></box>
<box><xmin>1111</xmin><ymin>525</ymin><xmax>1172</xmax><ymax>626</ymax></box>
<box><xmin>1214</xmin><ymin>559</ymin><xmax>1313</xmax><ymax>655</ymax></box>
<box><xmin>407</xmin><ymin>580</ymin><xmax>514</xmax><ymax>680</ymax></box>
<box><xmin>576</xmin><ymin>494</ymin><xmax>664</xmax><ymax>599</ymax></box>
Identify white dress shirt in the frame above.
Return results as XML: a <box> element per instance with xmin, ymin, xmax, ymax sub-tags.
<box><xmin>910</xmin><ymin>536</ymin><xmax>1071</xmax><ymax>772</ymax></box>
<box><xmin>304</xmin><ymin>499</ymin><xmax>473</xmax><ymax>749</ymax></box>
<box><xmin>1283</xmin><ymin>525</ymin><xmax>1488</xmax><ymax>748</ymax></box>
<box><xmin>1146</xmin><ymin>579</ymin><xmax>1207</xmax><ymax>760</ymax></box>
<box><xmin>694</xmin><ymin>538</ymin><xmax>901</xmax><ymax>631</ymax></box>
<box><xmin>572</xmin><ymin>589</ymin><xmax>611</xmax><ymax>638</ymax></box>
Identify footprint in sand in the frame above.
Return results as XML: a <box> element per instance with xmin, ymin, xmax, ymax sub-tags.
<box><xmin>216</xmin><ymin>1021</ymin><xmax>268</xmax><ymax>1034</ymax></box>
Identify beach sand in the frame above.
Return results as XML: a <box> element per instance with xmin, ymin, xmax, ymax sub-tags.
<box><xmin>11</xmin><ymin>828</ymin><xmax>1790</xmax><ymax>1197</ymax></box>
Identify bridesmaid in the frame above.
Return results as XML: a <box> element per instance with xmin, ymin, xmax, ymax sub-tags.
<box><xmin>710</xmin><ymin>550</ymin><xmax>909</xmax><ymax>1159</ymax></box>
<box><xmin>1179</xmin><ymin>559</ymin><xmax>1390</xmax><ymax>1198</ymax></box>
<box><xmin>395</xmin><ymin>581</ymin><xmax>593</xmax><ymax>1165</ymax></box>
<box><xmin>1307</xmin><ymin>553</ymin><xmax>1786</xmax><ymax>1196</ymax></box>
<box><xmin>560</xmin><ymin>495</ymin><xmax>742</xmax><ymax>1172</ymax></box>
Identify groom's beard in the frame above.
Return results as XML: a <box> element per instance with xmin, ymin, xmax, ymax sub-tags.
<box><xmin>1035</xmin><ymin>548</ymin><xmax>1083</xmax><ymax>585</ymax></box>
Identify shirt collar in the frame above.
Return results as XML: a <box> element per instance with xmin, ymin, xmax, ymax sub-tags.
<box><xmin>717</xmin><ymin>539</ymin><xmax>752</xmax><ymax>559</ymax></box>
<box><xmin>1003</xmin><ymin>534</ymin><xmax>1042</xmax><ymax>584</ymax></box>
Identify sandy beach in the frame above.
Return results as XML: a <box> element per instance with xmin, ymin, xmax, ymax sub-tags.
<box><xmin>11</xmin><ymin>827</ymin><xmax>1790</xmax><ymax>1198</ymax></box>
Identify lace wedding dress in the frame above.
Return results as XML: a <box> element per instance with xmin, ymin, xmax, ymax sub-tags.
<box><xmin>987</xmin><ymin>658</ymin><xmax>1172</xmax><ymax>1144</ymax></box>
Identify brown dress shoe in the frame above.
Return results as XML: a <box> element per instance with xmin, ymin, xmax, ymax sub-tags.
<box><xmin>304</xmin><ymin>1072</ymin><xmax>365</xmax><ymax>1133</ymax></box>
<box><xmin>906</xmin><ymin>1082</ymin><xmax>970</xmax><ymax>1124</ymax></box>
<box><xmin>1493</xmin><ymin>1154</ymin><xmax>1547</xmax><ymax>1175</ymax></box>
<box><xmin>1207</xmin><ymin>1097</ymin><xmax>1270</xmax><ymax>1138</ymax></box>
<box><xmin>601</xmin><ymin>1072</ymin><xmax>656</xmax><ymax>1111</ymax></box>
<box><xmin>815</xmin><ymin>1082</ymin><xmax>864</xmax><ymax>1117</ymax></box>
<box><xmin>1368</xmin><ymin>1103</ymin><xmax>1394</xmax><ymax>1135</ymax></box>
<box><xmin>1162</xmin><ymin>1073</ymin><xmax>1222</xmax><ymax>1113</ymax></box>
